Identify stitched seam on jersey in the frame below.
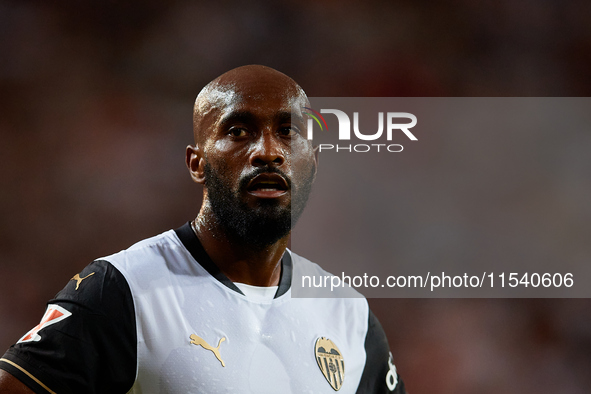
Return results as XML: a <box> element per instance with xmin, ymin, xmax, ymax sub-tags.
<box><xmin>100</xmin><ymin>262</ymin><xmax>140</xmax><ymax>383</ymax></box>
<box><xmin>0</xmin><ymin>358</ymin><xmax>57</xmax><ymax>394</ymax></box>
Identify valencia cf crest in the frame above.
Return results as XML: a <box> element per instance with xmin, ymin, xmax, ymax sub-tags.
<box><xmin>315</xmin><ymin>337</ymin><xmax>345</xmax><ymax>391</ymax></box>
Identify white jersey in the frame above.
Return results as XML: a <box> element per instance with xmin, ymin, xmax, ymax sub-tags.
<box><xmin>1</xmin><ymin>223</ymin><xmax>405</xmax><ymax>394</ymax></box>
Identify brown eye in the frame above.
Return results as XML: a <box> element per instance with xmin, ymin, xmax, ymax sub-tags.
<box><xmin>229</xmin><ymin>128</ymin><xmax>247</xmax><ymax>137</ymax></box>
<box><xmin>279</xmin><ymin>126</ymin><xmax>298</xmax><ymax>136</ymax></box>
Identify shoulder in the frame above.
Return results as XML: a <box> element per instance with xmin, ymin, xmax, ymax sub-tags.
<box><xmin>288</xmin><ymin>250</ymin><xmax>367</xmax><ymax>300</ymax></box>
<box><xmin>101</xmin><ymin>229</ymin><xmax>182</xmax><ymax>266</ymax></box>
<box><xmin>100</xmin><ymin>228</ymin><xmax>196</xmax><ymax>282</ymax></box>
<box><xmin>51</xmin><ymin>258</ymin><xmax>132</xmax><ymax>312</ymax></box>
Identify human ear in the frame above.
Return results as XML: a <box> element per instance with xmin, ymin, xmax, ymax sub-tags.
<box><xmin>186</xmin><ymin>144</ymin><xmax>206</xmax><ymax>184</ymax></box>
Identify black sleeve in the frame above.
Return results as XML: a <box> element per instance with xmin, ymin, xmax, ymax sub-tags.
<box><xmin>0</xmin><ymin>260</ymin><xmax>137</xmax><ymax>394</ymax></box>
<box><xmin>356</xmin><ymin>309</ymin><xmax>406</xmax><ymax>394</ymax></box>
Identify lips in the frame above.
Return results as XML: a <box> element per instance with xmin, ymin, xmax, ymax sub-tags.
<box><xmin>246</xmin><ymin>173</ymin><xmax>289</xmax><ymax>198</ymax></box>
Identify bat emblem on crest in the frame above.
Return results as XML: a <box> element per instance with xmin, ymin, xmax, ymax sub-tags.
<box><xmin>315</xmin><ymin>337</ymin><xmax>345</xmax><ymax>391</ymax></box>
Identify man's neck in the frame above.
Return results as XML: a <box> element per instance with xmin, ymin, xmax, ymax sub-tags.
<box><xmin>191</xmin><ymin>214</ymin><xmax>288</xmax><ymax>287</ymax></box>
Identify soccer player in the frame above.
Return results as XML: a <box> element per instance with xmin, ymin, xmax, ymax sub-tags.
<box><xmin>0</xmin><ymin>65</ymin><xmax>406</xmax><ymax>393</ymax></box>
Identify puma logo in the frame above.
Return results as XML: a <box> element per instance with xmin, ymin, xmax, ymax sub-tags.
<box><xmin>70</xmin><ymin>272</ymin><xmax>95</xmax><ymax>290</ymax></box>
<box><xmin>190</xmin><ymin>334</ymin><xmax>226</xmax><ymax>367</ymax></box>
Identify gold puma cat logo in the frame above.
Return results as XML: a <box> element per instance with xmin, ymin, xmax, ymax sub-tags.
<box><xmin>190</xmin><ymin>334</ymin><xmax>226</xmax><ymax>367</ymax></box>
<box><xmin>70</xmin><ymin>272</ymin><xmax>95</xmax><ymax>290</ymax></box>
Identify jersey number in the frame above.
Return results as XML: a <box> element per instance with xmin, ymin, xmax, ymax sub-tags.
<box><xmin>385</xmin><ymin>352</ymin><xmax>398</xmax><ymax>391</ymax></box>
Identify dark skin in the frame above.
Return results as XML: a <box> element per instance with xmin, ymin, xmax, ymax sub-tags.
<box><xmin>0</xmin><ymin>65</ymin><xmax>318</xmax><ymax>392</ymax></box>
<box><xmin>0</xmin><ymin>371</ymin><xmax>34</xmax><ymax>393</ymax></box>
<box><xmin>187</xmin><ymin>65</ymin><xmax>318</xmax><ymax>286</ymax></box>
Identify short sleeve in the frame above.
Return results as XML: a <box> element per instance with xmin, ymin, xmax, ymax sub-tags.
<box><xmin>0</xmin><ymin>260</ymin><xmax>137</xmax><ymax>394</ymax></box>
<box><xmin>356</xmin><ymin>309</ymin><xmax>406</xmax><ymax>394</ymax></box>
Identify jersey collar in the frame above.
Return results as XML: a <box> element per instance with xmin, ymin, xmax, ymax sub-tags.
<box><xmin>175</xmin><ymin>222</ymin><xmax>292</xmax><ymax>299</ymax></box>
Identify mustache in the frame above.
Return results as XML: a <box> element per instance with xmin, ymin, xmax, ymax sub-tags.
<box><xmin>238</xmin><ymin>166</ymin><xmax>292</xmax><ymax>191</ymax></box>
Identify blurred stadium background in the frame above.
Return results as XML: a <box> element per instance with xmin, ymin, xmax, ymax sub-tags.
<box><xmin>1</xmin><ymin>1</ymin><xmax>591</xmax><ymax>392</ymax></box>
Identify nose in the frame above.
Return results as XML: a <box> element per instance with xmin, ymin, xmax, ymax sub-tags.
<box><xmin>250</xmin><ymin>132</ymin><xmax>285</xmax><ymax>167</ymax></box>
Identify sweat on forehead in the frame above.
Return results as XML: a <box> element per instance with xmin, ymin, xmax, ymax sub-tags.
<box><xmin>192</xmin><ymin>65</ymin><xmax>308</xmax><ymax>143</ymax></box>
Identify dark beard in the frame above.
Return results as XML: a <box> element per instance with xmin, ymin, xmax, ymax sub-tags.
<box><xmin>204</xmin><ymin>162</ymin><xmax>314</xmax><ymax>249</ymax></box>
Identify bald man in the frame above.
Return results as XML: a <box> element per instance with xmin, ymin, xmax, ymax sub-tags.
<box><xmin>0</xmin><ymin>65</ymin><xmax>406</xmax><ymax>393</ymax></box>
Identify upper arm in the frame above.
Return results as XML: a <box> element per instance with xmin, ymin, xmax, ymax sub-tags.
<box><xmin>0</xmin><ymin>369</ymin><xmax>36</xmax><ymax>394</ymax></box>
<box><xmin>0</xmin><ymin>260</ymin><xmax>137</xmax><ymax>394</ymax></box>
<box><xmin>356</xmin><ymin>309</ymin><xmax>407</xmax><ymax>394</ymax></box>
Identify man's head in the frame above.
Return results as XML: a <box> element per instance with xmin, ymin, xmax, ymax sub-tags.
<box><xmin>186</xmin><ymin>65</ymin><xmax>318</xmax><ymax>249</ymax></box>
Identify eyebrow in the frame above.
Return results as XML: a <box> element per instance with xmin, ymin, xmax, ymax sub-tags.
<box><xmin>277</xmin><ymin>111</ymin><xmax>297</xmax><ymax>123</ymax></box>
<box><xmin>218</xmin><ymin>110</ymin><xmax>302</xmax><ymax>127</ymax></box>
<box><xmin>218</xmin><ymin>111</ymin><xmax>257</xmax><ymax>128</ymax></box>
